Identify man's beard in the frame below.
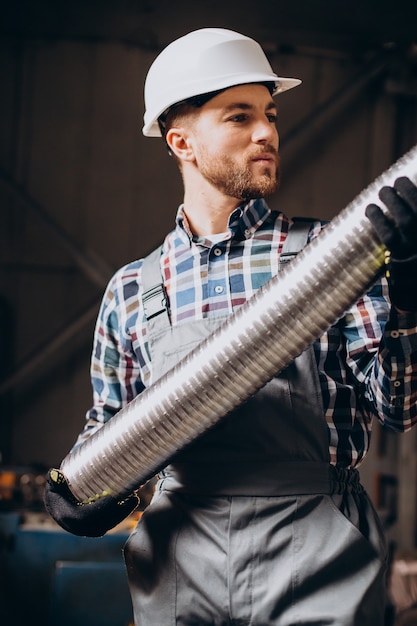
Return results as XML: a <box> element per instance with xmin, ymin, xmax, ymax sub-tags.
<box><xmin>198</xmin><ymin>146</ymin><xmax>280</xmax><ymax>200</ymax></box>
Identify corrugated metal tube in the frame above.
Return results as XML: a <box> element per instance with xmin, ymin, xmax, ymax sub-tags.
<box><xmin>61</xmin><ymin>145</ymin><xmax>417</xmax><ymax>502</ymax></box>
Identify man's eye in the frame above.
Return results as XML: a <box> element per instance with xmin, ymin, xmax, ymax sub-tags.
<box><xmin>267</xmin><ymin>114</ymin><xmax>278</xmax><ymax>123</ymax></box>
<box><xmin>229</xmin><ymin>114</ymin><xmax>247</xmax><ymax>123</ymax></box>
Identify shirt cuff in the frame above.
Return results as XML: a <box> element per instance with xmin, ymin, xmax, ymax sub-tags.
<box><xmin>385</xmin><ymin>308</ymin><xmax>417</xmax><ymax>356</ymax></box>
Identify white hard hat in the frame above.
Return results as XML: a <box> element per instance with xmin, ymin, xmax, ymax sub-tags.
<box><xmin>142</xmin><ymin>28</ymin><xmax>301</xmax><ymax>137</ymax></box>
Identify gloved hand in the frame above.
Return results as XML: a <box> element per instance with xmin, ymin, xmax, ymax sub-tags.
<box><xmin>44</xmin><ymin>468</ymin><xmax>140</xmax><ymax>537</ymax></box>
<box><xmin>366</xmin><ymin>176</ymin><xmax>417</xmax><ymax>311</ymax></box>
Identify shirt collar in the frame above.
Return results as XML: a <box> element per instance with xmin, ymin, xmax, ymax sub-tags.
<box><xmin>175</xmin><ymin>198</ymin><xmax>272</xmax><ymax>245</ymax></box>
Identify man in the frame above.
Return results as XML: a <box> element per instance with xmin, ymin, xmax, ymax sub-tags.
<box><xmin>45</xmin><ymin>28</ymin><xmax>417</xmax><ymax>625</ymax></box>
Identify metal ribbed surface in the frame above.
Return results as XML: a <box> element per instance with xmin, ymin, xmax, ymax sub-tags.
<box><xmin>61</xmin><ymin>145</ymin><xmax>417</xmax><ymax>502</ymax></box>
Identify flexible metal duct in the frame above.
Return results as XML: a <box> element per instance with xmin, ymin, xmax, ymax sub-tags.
<box><xmin>61</xmin><ymin>145</ymin><xmax>417</xmax><ymax>502</ymax></box>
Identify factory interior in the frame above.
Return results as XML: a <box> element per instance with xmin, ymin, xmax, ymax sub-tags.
<box><xmin>1</xmin><ymin>1</ymin><xmax>417</xmax><ymax>624</ymax></box>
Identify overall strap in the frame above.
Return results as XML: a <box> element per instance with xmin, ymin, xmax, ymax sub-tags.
<box><xmin>141</xmin><ymin>244</ymin><xmax>168</xmax><ymax>323</ymax></box>
<box><xmin>278</xmin><ymin>217</ymin><xmax>314</xmax><ymax>270</ymax></box>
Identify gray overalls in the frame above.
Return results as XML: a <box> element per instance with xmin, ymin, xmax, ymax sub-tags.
<box><xmin>123</xmin><ymin>223</ymin><xmax>388</xmax><ymax>626</ymax></box>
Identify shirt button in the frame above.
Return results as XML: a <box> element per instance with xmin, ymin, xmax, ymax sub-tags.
<box><xmin>244</xmin><ymin>229</ymin><xmax>251</xmax><ymax>237</ymax></box>
<box><xmin>213</xmin><ymin>248</ymin><xmax>222</xmax><ymax>256</ymax></box>
<box><xmin>390</xmin><ymin>330</ymin><xmax>400</xmax><ymax>339</ymax></box>
<box><xmin>215</xmin><ymin>285</ymin><xmax>224</xmax><ymax>294</ymax></box>
<box><xmin>393</xmin><ymin>380</ymin><xmax>401</xmax><ymax>387</ymax></box>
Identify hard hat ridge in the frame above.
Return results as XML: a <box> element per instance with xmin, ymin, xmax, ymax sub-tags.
<box><xmin>142</xmin><ymin>27</ymin><xmax>301</xmax><ymax>137</ymax></box>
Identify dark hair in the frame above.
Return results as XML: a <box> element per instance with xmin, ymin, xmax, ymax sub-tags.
<box><xmin>158</xmin><ymin>89</ymin><xmax>225</xmax><ymax>137</ymax></box>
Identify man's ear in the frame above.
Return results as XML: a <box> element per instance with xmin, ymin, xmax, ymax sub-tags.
<box><xmin>166</xmin><ymin>127</ymin><xmax>196</xmax><ymax>163</ymax></box>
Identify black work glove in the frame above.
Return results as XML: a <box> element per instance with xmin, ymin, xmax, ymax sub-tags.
<box><xmin>366</xmin><ymin>176</ymin><xmax>417</xmax><ymax>311</ymax></box>
<box><xmin>44</xmin><ymin>468</ymin><xmax>139</xmax><ymax>537</ymax></box>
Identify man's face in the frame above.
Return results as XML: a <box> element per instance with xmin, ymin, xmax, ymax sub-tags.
<box><xmin>189</xmin><ymin>84</ymin><xmax>280</xmax><ymax>200</ymax></box>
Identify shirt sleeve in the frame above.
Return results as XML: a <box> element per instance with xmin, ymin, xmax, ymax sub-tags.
<box><xmin>72</xmin><ymin>267</ymin><xmax>146</xmax><ymax>448</ymax></box>
<box><xmin>343</xmin><ymin>277</ymin><xmax>417</xmax><ymax>431</ymax></box>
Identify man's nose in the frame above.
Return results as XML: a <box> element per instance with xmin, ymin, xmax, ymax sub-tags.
<box><xmin>252</xmin><ymin>118</ymin><xmax>278</xmax><ymax>144</ymax></box>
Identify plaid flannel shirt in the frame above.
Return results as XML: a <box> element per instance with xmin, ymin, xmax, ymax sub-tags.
<box><xmin>76</xmin><ymin>198</ymin><xmax>417</xmax><ymax>468</ymax></box>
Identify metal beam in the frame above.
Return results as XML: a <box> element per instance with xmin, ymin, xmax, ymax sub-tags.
<box><xmin>0</xmin><ymin>299</ymin><xmax>101</xmax><ymax>395</ymax></box>
<box><xmin>0</xmin><ymin>168</ymin><xmax>114</xmax><ymax>394</ymax></box>
<box><xmin>281</xmin><ymin>52</ymin><xmax>391</xmax><ymax>153</ymax></box>
<box><xmin>0</xmin><ymin>166</ymin><xmax>113</xmax><ymax>289</ymax></box>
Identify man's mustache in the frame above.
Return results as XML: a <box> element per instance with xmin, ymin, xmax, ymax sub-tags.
<box><xmin>248</xmin><ymin>145</ymin><xmax>279</xmax><ymax>162</ymax></box>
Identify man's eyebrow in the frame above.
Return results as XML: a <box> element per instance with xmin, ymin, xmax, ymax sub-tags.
<box><xmin>266</xmin><ymin>101</ymin><xmax>278</xmax><ymax>111</ymax></box>
<box><xmin>222</xmin><ymin>101</ymin><xmax>277</xmax><ymax>113</ymax></box>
